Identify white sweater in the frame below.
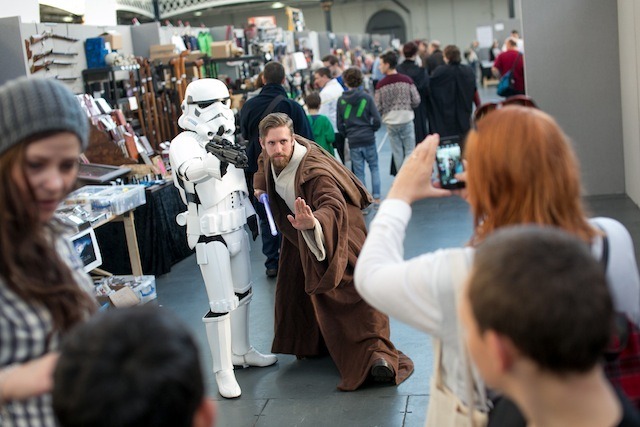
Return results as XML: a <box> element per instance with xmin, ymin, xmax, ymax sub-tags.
<box><xmin>355</xmin><ymin>199</ymin><xmax>640</xmax><ymax>406</ymax></box>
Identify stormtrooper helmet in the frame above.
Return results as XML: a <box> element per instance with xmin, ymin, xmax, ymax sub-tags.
<box><xmin>178</xmin><ymin>79</ymin><xmax>236</xmax><ymax>140</ymax></box>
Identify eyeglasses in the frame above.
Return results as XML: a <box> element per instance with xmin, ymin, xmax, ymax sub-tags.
<box><xmin>472</xmin><ymin>95</ymin><xmax>538</xmax><ymax>125</ymax></box>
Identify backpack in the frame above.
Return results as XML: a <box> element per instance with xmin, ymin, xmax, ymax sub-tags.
<box><xmin>601</xmin><ymin>234</ymin><xmax>640</xmax><ymax>409</ymax></box>
<box><xmin>496</xmin><ymin>53</ymin><xmax>521</xmax><ymax>97</ymax></box>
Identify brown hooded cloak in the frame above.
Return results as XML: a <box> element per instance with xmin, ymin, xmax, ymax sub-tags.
<box><xmin>255</xmin><ymin>135</ymin><xmax>414</xmax><ymax>391</ymax></box>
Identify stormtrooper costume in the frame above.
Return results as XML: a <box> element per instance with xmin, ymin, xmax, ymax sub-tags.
<box><xmin>169</xmin><ymin>79</ymin><xmax>276</xmax><ymax>398</ymax></box>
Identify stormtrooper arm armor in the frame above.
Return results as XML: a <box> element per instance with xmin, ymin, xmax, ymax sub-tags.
<box><xmin>177</xmin><ymin>153</ymin><xmax>228</xmax><ymax>182</ymax></box>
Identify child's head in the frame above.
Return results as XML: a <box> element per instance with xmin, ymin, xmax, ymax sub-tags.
<box><xmin>342</xmin><ymin>67</ymin><xmax>363</xmax><ymax>89</ymax></box>
<box><xmin>460</xmin><ymin>226</ymin><xmax>612</xmax><ymax>391</ymax></box>
<box><xmin>53</xmin><ymin>305</ymin><xmax>214</xmax><ymax>427</ymax></box>
<box><xmin>305</xmin><ymin>92</ymin><xmax>322</xmax><ymax>111</ymax></box>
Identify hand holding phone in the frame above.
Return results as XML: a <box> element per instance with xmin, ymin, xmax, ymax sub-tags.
<box><xmin>436</xmin><ymin>136</ymin><xmax>466</xmax><ymax>190</ymax></box>
<box><xmin>387</xmin><ymin>134</ymin><xmax>452</xmax><ymax>204</ymax></box>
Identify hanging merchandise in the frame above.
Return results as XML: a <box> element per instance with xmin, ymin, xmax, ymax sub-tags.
<box><xmin>198</xmin><ymin>29</ymin><xmax>213</xmax><ymax>57</ymax></box>
<box><xmin>28</xmin><ymin>31</ymin><xmax>79</xmax><ymax>45</ymax></box>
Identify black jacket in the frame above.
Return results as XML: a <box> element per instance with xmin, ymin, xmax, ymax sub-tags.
<box><xmin>336</xmin><ymin>89</ymin><xmax>381</xmax><ymax>149</ymax></box>
<box><xmin>397</xmin><ymin>59</ymin><xmax>430</xmax><ymax>142</ymax></box>
<box><xmin>428</xmin><ymin>64</ymin><xmax>476</xmax><ymax>139</ymax></box>
<box><xmin>240</xmin><ymin>84</ymin><xmax>313</xmax><ymax>173</ymax></box>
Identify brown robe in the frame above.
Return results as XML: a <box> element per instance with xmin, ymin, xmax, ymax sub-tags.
<box><xmin>255</xmin><ymin>136</ymin><xmax>414</xmax><ymax>391</ymax></box>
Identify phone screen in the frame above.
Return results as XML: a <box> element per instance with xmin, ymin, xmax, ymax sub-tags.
<box><xmin>436</xmin><ymin>138</ymin><xmax>465</xmax><ymax>189</ymax></box>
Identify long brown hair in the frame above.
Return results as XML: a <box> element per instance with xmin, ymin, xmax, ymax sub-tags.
<box><xmin>465</xmin><ymin>106</ymin><xmax>596</xmax><ymax>245</ymax></box>
<box><xmin>0</xmin><ymin>138</ymin><xmax>96</xmax><ymax>332</ymax></box>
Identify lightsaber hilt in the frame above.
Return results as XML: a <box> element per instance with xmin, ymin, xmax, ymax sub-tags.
<box><xmin>259</xmin><ymin>193</ymin><xmax>278</xmax><ymax>236</ymax></box>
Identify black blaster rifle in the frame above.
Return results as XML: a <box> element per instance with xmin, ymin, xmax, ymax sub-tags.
<box><xmin>30</xmin><ymin>32</ymin><xmax>79</xmax><ymax>45</ymax></box>
<box><xmin>32</xmin><ymin>49</ymin><xmax>78</xmax><ymax>63</ymax></box>
<box><xmin>205</xmin><ymin>128</ymin><xmax>249</xmax><ymax>169</ymax></box>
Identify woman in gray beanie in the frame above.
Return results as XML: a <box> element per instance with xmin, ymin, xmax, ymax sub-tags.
<box><xmin>0</xmin><ymin>77</ymin><xmax>97</xmax><ymax>427</ymax></box>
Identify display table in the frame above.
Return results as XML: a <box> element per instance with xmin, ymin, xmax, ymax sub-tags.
<box><xmin>94</xmin><ymin>182</ymin><xmax>193</xmax><ymax>276</ymax></box>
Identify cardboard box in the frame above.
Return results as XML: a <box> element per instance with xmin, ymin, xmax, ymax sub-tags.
<box><xmin>96</xmin><ymin>285</ymin><xmax>140</xmax><ymax>308</ymax></box>
<box><xmin>210</xmin><ymin>41</ymin><xmax>233</xmax><ymax>59</ymax></box>
<box><xmin>150</xmin><ymin>44</ymin><xmax>176</xmax><ymax>55</ymax></box>
<box><xmin>150</xmin><ymin>48</ymin><xmax>203</xmax><ymax>65</ymax></box>
<box><xmin>101</xmin><ymin>32</ymin><xmax>123</xmax><ymax>50</ymax></box>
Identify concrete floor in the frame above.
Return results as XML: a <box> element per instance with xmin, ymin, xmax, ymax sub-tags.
<box><xmin>155</xmin><ymin>87</ymin><xmax>640</xmax><ymax>426</ymax></box>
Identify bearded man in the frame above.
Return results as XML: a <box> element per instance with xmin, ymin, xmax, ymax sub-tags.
<box><xmin>253</xmin><ymin>112</ymin><xmax>414</xmax><ymax>391</ymax></box>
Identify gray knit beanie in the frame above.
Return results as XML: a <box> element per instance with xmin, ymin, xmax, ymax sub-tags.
<box><xmin>0</xmin><ymin>77</ymin><xmax>89</xmax><ymax>156</ymax></box>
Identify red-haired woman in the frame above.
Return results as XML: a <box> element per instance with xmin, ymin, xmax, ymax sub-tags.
<box><xmin>355</xmin><ymin>105</ymin><xmax>640</xmax><ymax>419</ymax></box>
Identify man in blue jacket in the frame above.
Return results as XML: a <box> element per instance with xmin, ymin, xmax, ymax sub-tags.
<box><xmin>240</xmin><ymin>61</ymin><xmax>313</xmax><ymax>278</ymax></box>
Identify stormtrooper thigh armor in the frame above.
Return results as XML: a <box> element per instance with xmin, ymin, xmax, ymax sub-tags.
<box><xmin>199</xmin><ymin>229</ymin><xmax>276</xmax><ymax>398</ymax></box>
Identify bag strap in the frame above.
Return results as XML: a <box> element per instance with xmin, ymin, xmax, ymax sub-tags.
<box><xmin>436</xmin><ymin>250</ymin><xmax>488</xmax><ymax>426</ymax></box>
<box><xmin>600</xmin><ymin>232</ymin><xmax>609</xmax><ymax>271</ymax></box>
<box><xmin>594</xmin><ymin>226</ymin><xmax>631</xmax><ymax>358</ymax></box>
<box><xmin>508</xmin><ymin>53</ymin><xmax>521</xmax><ymax>75</ymax></box>
<box><xmin>261</xmin><ymin>94</ymin><xmax>286</xmax><ymax>121</ymax></box>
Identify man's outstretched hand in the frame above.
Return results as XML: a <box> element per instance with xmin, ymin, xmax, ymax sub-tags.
<box><xmin>287</xmin><ymin>197</ymin><xmax>315</xmax><ymax>230</ymax></box>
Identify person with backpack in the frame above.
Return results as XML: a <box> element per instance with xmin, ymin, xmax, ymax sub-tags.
<box><xmin>492</xmin><ymin>38</ymin><xmax>525</xmax><ymax>96</ymax></box>
<box><xmin>240</xmin><ymin>61</ymin><xmax>313</xmax><ymax>278</ymax></box>
<box><xmin>337</xmin><ymin>67</ymin><xmax>382</xmax><ymax>205</ymax></box>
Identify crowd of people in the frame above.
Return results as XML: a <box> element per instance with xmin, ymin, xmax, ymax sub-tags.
<box><xmin>3</xmin><ymin>28</ymin><xmax>640</xmax><ymax>427</ymax></box>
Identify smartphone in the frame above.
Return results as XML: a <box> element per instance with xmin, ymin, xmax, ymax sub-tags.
<box><xmin>435</xmin><ymin>136</ymin><xmax>465</xmax><ymax>189</ymax></box>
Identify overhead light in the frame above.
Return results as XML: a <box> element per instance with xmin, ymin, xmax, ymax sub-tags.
<box><xmin>62</xmin><ymin>15</ymin><xmax>74</xmax><ymax>22</ymax></box>
<box><xmin>194</xmin><ymin>11</ymin><xmax>203</xmax><ymax>16</ymax></box>
<box><xmin>271</xmin><ymin>2</ymin><xmax>285</xmax><ymax>8</ymax></box>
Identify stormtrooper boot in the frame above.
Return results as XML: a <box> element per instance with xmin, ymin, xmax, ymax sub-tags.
<box><xmin>203</xmin><ymin>312</ymin><xmax>241</xmax><ymax>398</ymax></box>
<box><xmin>231</xmin><ymin>299</ymin><xmax>278</xmax><ymax>368</ymax></box>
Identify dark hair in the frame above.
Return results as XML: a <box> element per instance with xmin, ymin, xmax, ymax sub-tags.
<box><xmin>402</xmin><ymin>41</ymin><xmax>418</xmax><ymax>58</ymax></box>
<box><xmin>53</xmin><ymin>306</ymin><xmax>205</xmax><ymax>427</ymax></box>
<box><xmin>263</xmin><ymin>61</ymin><xmax>285</xmax><ymax>85</ymax></box>
<box><xmin>322</xmin><ymin>54</ymin><xmax>339</xmax><ymax>66</ymax></box>
<box><xmin>259</xmin><ymin>112</ymin><xmax>294</xmax><ymax>140</ymax></box>
<box><xmin>507</xmin><ymin>38</ymin><xmax>518</xmax><ymax>48</ymax></box>
<box><xmin>314</xmin><ymin>67</ymin><xmax>332</xmax><ymax>79</ymax></box>
<box><xmin>0</xmin><ymin>133</ymin><xmax>96</xmax><ymax>332</ymax></box>
<box><xmin>468</xmin><ymin>226</ymin><xmax>613</xmax><ymax>374</ymax></box>
<box><xmin>342</xmin><ymin>67</ymin><xmax>363</xmax><ymax>89</ymax></box>
<box><xmin>304</xmin><ymin>92</ymin><xmax>321</xmax><ymax>110</ymax></box>
<box><xmin>443</xmin><ymin>45</ymin><xmax>462</xmax><ymax>64</ymax></box>
<box><xmin>379</xmin><ymin>51</ymin><xmax>398</xmax><ymax>69</ymax></box>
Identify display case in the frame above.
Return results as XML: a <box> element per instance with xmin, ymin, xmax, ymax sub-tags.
<box><xmin>65</xmin><ymin>184</ymin><xmax>146</xmax><ymax>215</ymax></box>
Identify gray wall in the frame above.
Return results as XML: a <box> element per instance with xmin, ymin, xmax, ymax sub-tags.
<box><xmin>131</xmin><ymin>22</ymin><xmax>162</xmax><ymax>58</ymax></box>
<box><xmin>0</xmin><ymin>17</ymin><xmax>29</xmax><ymax>83</ymax></box>
<box><xmin>521</xmin><ymin>0</ymin><xmax>625</xmax><ymax>195</ymax></box>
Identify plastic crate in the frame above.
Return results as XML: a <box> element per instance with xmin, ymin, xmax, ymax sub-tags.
<box><xmin>85</xmin><ymin>37</ymin><xmax>107</xmax><ymax>69</ymax></box>
<box><xmin>94</xmin><ymin>275</ymin><xmax>157</xmax><ymax>306</ymax></box>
